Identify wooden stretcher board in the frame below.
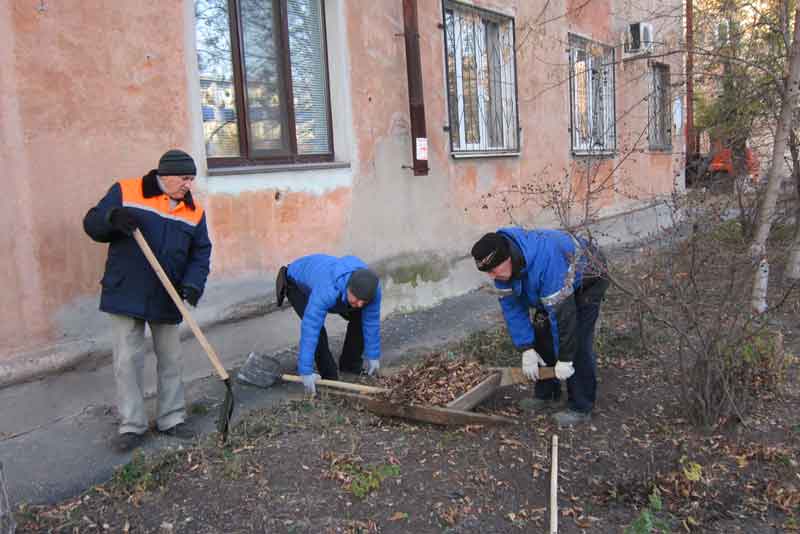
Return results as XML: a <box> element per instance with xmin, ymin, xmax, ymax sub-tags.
<box><xmin>324</xmin><ymin>365</ymin><xmax>553</xmax><ymax>426</ymax></box>
<box><xmin>330</xmin><ymin>390</ymin><xmax>517</xmax><ymax>426</ymax></box>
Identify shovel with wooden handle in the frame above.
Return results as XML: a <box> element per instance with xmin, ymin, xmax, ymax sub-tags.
<box><xmin>132</xmin><ymin>229</ymin><xmax>235</xmax><ymax>442</ymax></box>
<box><xmin>278</xmin><ymin>373</ymin><xmax>388</xmax><ymax>395</ymax></box>
<box><xmin>237</xmin><ymin>351</ymin><xmax>387</xmax><ymax>395</ymax></box>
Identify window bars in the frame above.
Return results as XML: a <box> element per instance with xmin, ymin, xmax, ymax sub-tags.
<box><xmin>568</xmin><ymin>34</ymin><xmax>616</xmax><ymax>156</ymax></box>
<box><xmin>649</xmin><ymin>63</ymin><xmax>672</xmax><ymax>150</ymax></box>
<box><xmin>443</xmin><ymin>1</ymin><xmax>519</xmax><ymax>155</ymax></box>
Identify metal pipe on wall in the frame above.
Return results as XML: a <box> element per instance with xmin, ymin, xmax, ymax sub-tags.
<box><xmin>402</xmin><ymin>0</ymin><xmax>430</xmax><ymax>176</ymax></box>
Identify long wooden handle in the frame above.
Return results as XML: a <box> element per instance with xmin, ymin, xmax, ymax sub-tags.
<box><xmin>550</xmin><ymin>434</ymin><xmax>559</xmax><ymax>534</ymax></box>
<box><xmin>133</xmin><ymin>229</ymin><xmax>229</xmax><ymax>381</ymax></box>
<box><xmin>280</xmin><ymin>373</ymin><xmax>387</xmax><ymax>395</ymax></box>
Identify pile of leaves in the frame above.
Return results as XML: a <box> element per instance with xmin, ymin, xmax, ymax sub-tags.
<box><xmin>377</xmin><ymin>353</ymin><xmax>488</xmax><ymax>406</ymax></box>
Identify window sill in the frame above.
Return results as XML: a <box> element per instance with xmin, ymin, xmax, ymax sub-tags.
<box><xmin>207</xmin><ymin>161</ymin><xmax>351</xmax><ymax>177</ymax></box>
<box><xmin>621</xmin><ymin>50</ymin><xmax>653</xmax><ymax>62</ymax></box>
<box><xmin>648</xmin><ymin>147</ymin><xmax>673</xmax><ymax>154</ymax></box>
<box><xmin>451</xmin><ymin>151</ymin><xmax>520</xmax><ymax>159</ymax></box>
<box><xmin>571</xmin><ymin>151</ymin><xmax>616</xmax><ymax>159</ymax></box>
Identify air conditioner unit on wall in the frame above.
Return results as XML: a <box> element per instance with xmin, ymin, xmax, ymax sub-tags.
<box><xmin>625</xmin><ymin>22</ymin><xmax>654</xmax><ymax>54</ymax></box>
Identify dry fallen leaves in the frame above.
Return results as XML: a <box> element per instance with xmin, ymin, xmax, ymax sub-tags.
<box><xmin>377</xmin><ymin>353</ymin><xmax>488</xmax><ymax>406</ymax></box>
<box><xmin>766</xmin><ymin>481</ymin><xmax>800</xmax><ymax>512</ymax></box>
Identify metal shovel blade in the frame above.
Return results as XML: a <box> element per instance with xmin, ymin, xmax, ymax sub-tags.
<box><xmin>217</xmin><ymin>378</ymin><xmax>235</xmax><ymax>442</ymax></box>
<box><xmin>237</xmin><ymin>352</ymin><xmax>283</xmax><ymax>388</ymax></box>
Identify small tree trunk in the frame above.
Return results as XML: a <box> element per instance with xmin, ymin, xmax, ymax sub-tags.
<box><xmin>786</xmin><ymin>130</ymin><xmax>800</xmax><ymax>278</ymax></box>
<box><xmin>750</xmin><ymin>6</ymin><xmax>800</xmax><ymax>303</ymax></box>
<box><xmin>751</xmin><ymin>257</ymin><xmax>770</xmax><ymax>312</ymax></box>
<box><xmin>786</xmin><ymin>227</ymin><xmax>800</xmax><ymax>278</ymax></box>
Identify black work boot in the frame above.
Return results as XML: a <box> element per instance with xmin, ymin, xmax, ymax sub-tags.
<box><xmin>159</xmin><ymin>422</ymin><xmax>195</xmax><ymax>440</ymax></box>
<box><xmin>111</xmin><ymin>432</ymin><xmax>145</xmax><ymax>453</ymax></box>
<box><xmin>519</xmin><ymin>397</ymin><xmax>557</xmax><ymax>413</ymax></box>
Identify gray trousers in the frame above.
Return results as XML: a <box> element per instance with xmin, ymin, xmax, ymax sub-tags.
<box><xmin>109</xmin><ymin>314</ymin><xmax>186</xmax><ymax>435</ymax></box>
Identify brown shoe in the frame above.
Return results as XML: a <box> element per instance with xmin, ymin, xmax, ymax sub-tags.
<box><xmin>111</xmin><ymin>432</ymin><xmax>145</xmax><ymax>453</ymax></box>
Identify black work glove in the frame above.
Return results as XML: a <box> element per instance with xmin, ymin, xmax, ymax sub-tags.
<box><xmin>180</xmin><ymin>285</ymin><xmax>201</xmax><ymax>307</ymax></box>
<box><xmin>107</xmin><ymin>207</ymin><xmax>138</xmax><ymax>235</ymax></box>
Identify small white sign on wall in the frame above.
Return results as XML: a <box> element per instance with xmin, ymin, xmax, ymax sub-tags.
<box><xmin>416</xmin><ymin>138</ymin><xmax>428</xmax><ymax>161</ymax></box>
<box><xmin>673</xmin><ymin>97</ymin><xmax>683</xmax><ymax>131</ymax></box>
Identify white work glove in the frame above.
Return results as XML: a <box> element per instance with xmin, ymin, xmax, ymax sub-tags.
<box><xmin>522</xmin><ymin>348</ymin><xmax>546</xmax><ymax>380</ymax></box>
<box><xmin>365</xmin><ymin>359</ymin><xmax>380</xmax><ymax>376</ymax></box>
<box><xmin>301</xmin><ymin>373</ymin><xmax>320</xmax><ymax>395</ymax></box>
<box><xmin>554</xmin><ymin>361</ymin><xmax>575</xmax><ymax>380</ymax></box>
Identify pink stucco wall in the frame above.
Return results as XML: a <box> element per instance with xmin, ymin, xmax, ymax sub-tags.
<box><xmin>207</xmin><ymin>188</ymin><xmax>353</xmax><ymax>275</ymax></box>
<box><xmin>0</xmin><ymin>0</ymin><xmax>683</xmax><ymax>361</ymax></box>
<box><xmin>1</xmin><ymin>1</ymin><xmax>192</xmax><ymax>356</ymax></box>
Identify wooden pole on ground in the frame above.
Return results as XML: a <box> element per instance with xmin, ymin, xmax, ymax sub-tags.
<box><xmin>0</xmin><ymin>461</ymin><xmax>15</xmax><ymax>534</ymax></box>
<box><xmin>550</xmin><ymin>435</ymin><xmax>559</xmax><ymax>534</ymax></box>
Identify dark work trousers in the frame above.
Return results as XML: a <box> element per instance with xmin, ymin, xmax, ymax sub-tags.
<box><xmin>533</xmin><ymin>277</ymin><xmax>608</xmax><ymax>413</ymax></box>
<box><xmin>285</xmin><ymin>280</ymin><xmax>365</xmax><ymax>380</ymax></box>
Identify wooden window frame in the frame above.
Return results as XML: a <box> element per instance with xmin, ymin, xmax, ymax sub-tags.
<box><xmin>204</xmin><ymin>0</ymin><xmax>335</xmax><ymax>168</ymax></box>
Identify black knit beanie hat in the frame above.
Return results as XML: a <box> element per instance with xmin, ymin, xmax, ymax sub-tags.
<box><xmin>348</xmin><ymin>269</ymin><xmax>379</xmax><ymax>302</ymax></box>
<box><xmin>471</xmin><ymin>233</ymin><xmax>510</xmax><ymax>272</ymax></box>
<box><xmin>158</xmin><ymin>149</ymin><xmax>197</xmax><ymax>176</ymax></box>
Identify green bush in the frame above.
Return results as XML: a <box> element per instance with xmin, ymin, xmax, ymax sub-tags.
<box><xmin>111</xmin><ymin>450</ymin><xmax>155</xmax><ymax>493</ymax></box>
<box><xmin>723</xmin><ymin>327</ymin><xmax>788</xmax><ymax>395</ymax></box>
<box><xmin>347</xmin><ymin>463</ymin><xmax>401</xmax><ymax>499</ymax></box>
<box><xmin>625</xmin><ymin>487</ymin><xmax>671</xmax><ymax>534</ymax></box>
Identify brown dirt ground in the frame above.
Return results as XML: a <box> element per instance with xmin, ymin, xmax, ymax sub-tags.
<box><xmin>14</xmin><ymin>227</ymin><xmax>800</xmax><ymax>534</ymax></box>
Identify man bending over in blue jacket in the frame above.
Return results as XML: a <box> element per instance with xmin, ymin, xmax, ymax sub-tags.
<box><xmin>471</xmin><ymin>228</ymin><xmax>608</xmax><ymax>426</ymax></box>
<box><xmin>276</xmin><ymin>255</ymin><xmax>382</xmax><ymax>395</ymax></box>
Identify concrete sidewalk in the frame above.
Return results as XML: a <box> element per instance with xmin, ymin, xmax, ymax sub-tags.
<box><xmin>0</xmin><ymin>291</ymin><xmax>500</xmax><ymax>507</ymax></box>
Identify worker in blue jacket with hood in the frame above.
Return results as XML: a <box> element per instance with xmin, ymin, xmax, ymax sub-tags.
<box><xmin>275</xmin><ymin>254</ymin><xmax>382</xmax><ymax>395</ymax></box>
<box><xmin>471</xmin><ymin>228</ymin><xmax>608</xmax><ymax>426</ymax></box>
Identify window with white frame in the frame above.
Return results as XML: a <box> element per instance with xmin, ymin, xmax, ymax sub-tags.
<box><xmin>443</xmin><ymin>1</ymin><xmax>519</xmax><ymax>155</ymax></box>
<box><xmin>568</xmin><ymin>34</ymin><xmax>616</xmax><ymax>155</ymax></box>
<box><xmin>649</xmin><ymin>63</ymin><xmax>671</xmax><ymax>150</ymax></box>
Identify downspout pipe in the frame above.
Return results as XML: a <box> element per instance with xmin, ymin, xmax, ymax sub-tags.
<box><xmin>402</xmin><ymin>0</ymin><xmax>429</xmax><ymax>176</ymax></box>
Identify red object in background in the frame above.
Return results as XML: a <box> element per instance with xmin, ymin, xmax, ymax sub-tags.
<box><xmin>708</xmin><ymin>141</ymin><xmax>760</xmax><ymax>180</ymax></box>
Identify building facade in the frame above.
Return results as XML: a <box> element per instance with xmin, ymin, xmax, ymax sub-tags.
<box><xmin>0</xmin><ymin>0</ymin><xmax>683</xmax><ymax>378</ymax></box>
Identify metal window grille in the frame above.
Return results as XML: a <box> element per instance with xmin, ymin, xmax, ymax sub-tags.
<box><xmin>443</xmin><ymin>1</ymin><xmax>519</xmax><ymax>155</ymax></box>
<box><xmin>649</xmin><ymin>63</ymin><xmax>672</xmax><ymax>150</ymax></box>
<box><xmin>568</xmin><ymin>34</ymin><xmax>616</xmax><ymax>155</ymax></box>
